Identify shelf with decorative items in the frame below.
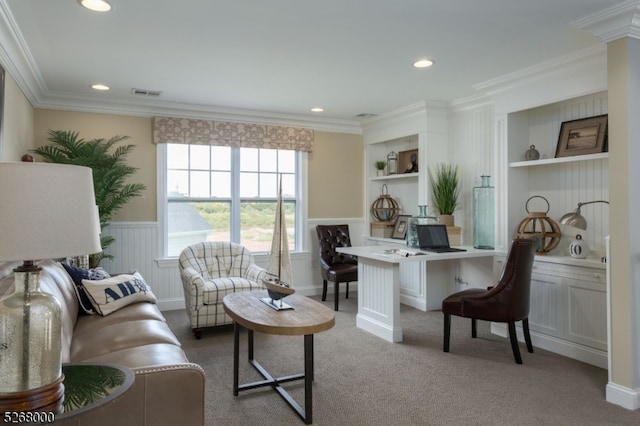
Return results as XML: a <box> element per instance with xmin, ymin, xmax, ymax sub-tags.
<box><xmin>501</xmin><ymin>91</ymin><xmax>609</xmax><ymax>264</ymax></box>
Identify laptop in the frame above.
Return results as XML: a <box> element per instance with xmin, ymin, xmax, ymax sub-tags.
<box><xmin>416</xmin><ymin>224</ymin><xmax>467</xmax><ymax>253</ymax></box>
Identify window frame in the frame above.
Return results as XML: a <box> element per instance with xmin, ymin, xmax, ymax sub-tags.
<box><xmin>157</xmin><ymin>144</ymin><xmax>308</xmax><ymax>258</ymax></box>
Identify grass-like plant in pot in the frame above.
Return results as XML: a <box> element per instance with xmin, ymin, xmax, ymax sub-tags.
<box><xmin>33</xmin><ymin>130</ymin><xmax>146</xmax><ymax>267</ymax></box>
<box><xmin>429</xmin><ymin>163</ymin><xmax>460</xmax><ymax>226</ymax></box>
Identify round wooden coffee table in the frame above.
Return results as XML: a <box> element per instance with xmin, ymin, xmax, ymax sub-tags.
<box><xmin>223</xmin><ymin>290</ymin><xmax>335</xmax><ymax>424</ymax></box>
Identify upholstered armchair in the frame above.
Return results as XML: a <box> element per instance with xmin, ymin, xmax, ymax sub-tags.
<box><xmin>179</xmin><ymin>241</ymin><xmax>267</xmax><ymax>339</ymax></box>
<box><xmin>442</xmin><ymin>238</ymin><xmax>537</xmax><ymax>364</ymax></box>
<box><xmin>315</xmin><ymin>224</ymin><xmax>358</xmax><ymax>311</ymax></box>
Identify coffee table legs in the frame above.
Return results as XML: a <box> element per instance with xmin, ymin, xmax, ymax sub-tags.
<box><xmin>232</xmin><ymin>322</ymin><xmax>315</xmax><ymax>424</ymax></box>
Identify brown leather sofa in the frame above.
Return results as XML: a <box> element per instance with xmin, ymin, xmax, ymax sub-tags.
<box><xmin>0</xmin><ymin>260</ymin><xmax>205</xmax><ymax>425</ymax></box>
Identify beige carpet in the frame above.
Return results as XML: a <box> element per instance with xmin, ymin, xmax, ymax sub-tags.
<box><xmin>163</xmin><ymin>295</ymin><xmax>640</xmax><ymax>426</ymax></box>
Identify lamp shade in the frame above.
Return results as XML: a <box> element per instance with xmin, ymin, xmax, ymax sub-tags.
<box><xmin>558</xmin><ymin>200</ymin><xmax>609</xmax><ymax>231</ymax></box>
<box><xmin>0</xmin><ymin>162</ymin><xmax>102</xmax><ymax>262</ymax></box>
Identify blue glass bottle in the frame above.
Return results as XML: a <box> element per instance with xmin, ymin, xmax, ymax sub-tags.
<box><xmin>473</xmin><ymin>176</ymin><xmax>494</xmax><ymax>249</ymax></box>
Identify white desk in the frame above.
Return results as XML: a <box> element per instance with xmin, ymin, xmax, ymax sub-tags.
<box><xmin>337</xmin><ymin>245</ymin><xmax>495</xmax><ymax>343</ymax></box>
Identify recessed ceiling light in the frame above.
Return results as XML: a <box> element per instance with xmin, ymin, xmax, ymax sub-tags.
<box><xmin>79</xmin><ymin>0</ymin><xmax>112</xmax><ymax>12</ymax></box>
<box><xmin>413</xmin><ymin>59</ymin><xmax>434</xmax><ymax>68</ymax></box>
<box><xmin>311</xmin><ymin>107</ymin><xmax>324</xmax><ymax>112</ymax></box>
<box><xmin>91</xmin><ymin>83</ymin><xmax>110</xmax><ymax>91</ymax></box>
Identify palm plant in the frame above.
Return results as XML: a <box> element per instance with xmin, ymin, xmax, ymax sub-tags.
<box><xmin>33</xmin><ymin>130</ymin><xmax>146</xmax><ymax>267</ymax></box>
<box><xmin>429</xmin><ymin>163</ymin><xmax>460</xmax><ymax>215</ymax></box>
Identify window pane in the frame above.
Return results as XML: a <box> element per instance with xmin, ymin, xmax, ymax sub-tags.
<box><xmin>239</xmin><ymin>201</ymin><xmax>295</xmax><ymax>253</ymax></box>
<box><xmin>278</xmin><ymin>150</ymin><xmax>296</xmax><ymax>173</ymax></box>
<box><xmin>259</xmin><ymin>149</ymin><xmax>278</xmax><ymax>172</ymax></box>
<box><xmin>260</xmin><ymin>173</ymin><xmax>278</xmax><ymax>198</ymax></box>
<box><xmin>190</xmin><ymin>171</ymin><xmax>210</xmax><ymax>197</ymax></box>
<box><xmin>211</xmin><ymin>171</ymin><xmax>231</xmax><ymax>198</ymax></box>
<box><xmin>281</xmin><ymin>174</ymin><xmax>295</xmax><ymax>197</ymax></box>
<box><xmin>240</xmin><ymin>148</ymin><xmax>259</xmax><ymax>171</ymax></box>
<box><xmin>167</xmin><ymin>170</ymin><xmax>188</xmax><ymax>196</ymax></box>
<box><xmin>190</xmin><ymin>145</ymin><xmax>210</xmax><ymax>170</ymax></box>
<box><xmin>167</xmin><ymin>201</ymin><xmax>230</xmax><ymax>256</ymax></box>
<box><xmin>167</xmin><ymin>144</ymin><xmax>189</xmax><ymax>169</ymax></box>
<box><xmin>240</xmin><ymin>172</ymin><xmax>258</xmax><ymax>197</ymax></box>
<box><xmin>211</xmin><ymin>146</ymin><xmax>231</xmax><ymax>170</ymax></box>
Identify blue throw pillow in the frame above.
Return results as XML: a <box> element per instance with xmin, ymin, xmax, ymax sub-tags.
<box><xmin>61</xmin><ymin>262</ymin><xmax>111</xmax><ymax>315</ymax></box>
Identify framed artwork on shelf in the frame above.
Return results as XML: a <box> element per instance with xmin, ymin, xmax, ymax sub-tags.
<box><xmin>392</xmin><ymin>215</ymin><xmax>411</xmax><ymax>239</ymax></box>
<box><xmin>398</xmin><ymin>149</ymin><xmax>419</xmax><ymax>173</ymax></box>
<box><xmin>555</xmin><ymin>114</ymin><xmax>608</xmax><ymax>158</ymax></box>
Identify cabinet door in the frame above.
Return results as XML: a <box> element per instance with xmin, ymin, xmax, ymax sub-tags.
<box><xmin>528</xmin><ymin>268</ymin><xmax>563</xmax><ymax>339</ymax></box>
<box><xmin>564</xmin><ymin>273</ymin><xmax>607</xmax><ymax>351</ymax></box>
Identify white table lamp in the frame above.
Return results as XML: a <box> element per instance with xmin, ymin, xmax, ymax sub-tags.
<box><xmin>0</xmin><ymin>162</ymin><xmax>101</xmax><ymax>412</ymax></box>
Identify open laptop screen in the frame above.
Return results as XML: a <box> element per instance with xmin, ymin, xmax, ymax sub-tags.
<box><xmin>417</xmin><ymin>224</ymin><xmax>451</xmax><ymax>249</ymax></box>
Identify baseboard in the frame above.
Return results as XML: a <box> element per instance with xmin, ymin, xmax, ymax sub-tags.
<box><xmin>156</xmin><ymin>285</ymin><xmax>357</xmax><ymax>312</ymax></box>
<box><xmin>157</xmin><ymin>298</ymin><xmax>185</xmax><ymax>312</ymax></box>
<box><xmin>490</xmin><ymin>323</ymin><xmax>607</xmax><ymax>369</ymax></box>
<box><xmin>606</xmin><ymin>382</ymin><xmax>640</xmax><ymax>410</ymax></box>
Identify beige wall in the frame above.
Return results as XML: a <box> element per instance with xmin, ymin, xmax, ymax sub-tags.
<box><xmin>1</xmin><ymin>72</ymin><xmax>35</xmax><ymax>161</ymax></box>
<box><xmin>308</xmin><ymin>131</ymin><xmax>363</xmax><ymax>218</ymax></box>
<box><xmin>32</xmin><ymin>110</ymin><xmax>364</xmax><ymax>222</ymax></box>
<box><xmin>33</xmin><ymin>110</ymin><xmax>156</xmax><ymax>222</ymax></box>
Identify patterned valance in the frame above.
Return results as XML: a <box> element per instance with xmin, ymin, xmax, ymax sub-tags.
<box><xmin>152</xmin><ymin>116</ymin><xmax>314</xmax><ymax>152</ymax></box>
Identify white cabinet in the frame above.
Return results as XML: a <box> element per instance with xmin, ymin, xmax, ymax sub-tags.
<box><xmin>493</xmin><ymin>255</ymin><xmax>607</xmax><ymax>368</ymax></box>
<box><xmin>492</xmin><ymin>91</ymin><xmax>609</xmax><ymax>367</ymax></box>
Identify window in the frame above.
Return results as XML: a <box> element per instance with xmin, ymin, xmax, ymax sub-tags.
<box><xmin>163</xmin><ymin>144</ymin><xmax>299</xmax><ymax>257</ymax></box>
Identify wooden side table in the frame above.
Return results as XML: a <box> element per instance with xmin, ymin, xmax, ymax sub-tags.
<box><xmin>223</xmin><ymin>290</ymin><xmax>335</xmax><ymax>425</ymax></box>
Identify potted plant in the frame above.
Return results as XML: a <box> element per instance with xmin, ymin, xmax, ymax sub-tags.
<box><xmin>429</xmin><ymin>163</ymin><xmax>460</xmax><ymax>226</ymax></box>
<box><xmin>32</xmin><ymin>130</ymin><xmax>146</xmax><ymax>267</ymax></box>
<box><xmin>375</xmin><ymin>161</ymin><xmax>387</xmax><ymax>176</ymax></box>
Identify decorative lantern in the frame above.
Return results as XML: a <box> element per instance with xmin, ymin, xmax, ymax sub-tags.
<box><xmin>371</xmin><ymin>184</ymin><xmax>400</xmax><ymax>222</ymax></box>
<box><xmin>515</xmin><ymin>195</ymin><xmax>561</xmax><ymax>254</ymax></box>
<box><xmin>387</xmin><ymin>151</ymin><xmax>398</xmax><ymax>175</ymax></box>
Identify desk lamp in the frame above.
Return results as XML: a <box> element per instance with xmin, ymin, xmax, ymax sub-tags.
<box><xmin>559</xmin><ymin>200</ymin><xmax>609</xmax><ymax>230</ymax></box>
<box><xmin>0</xmin><ymin>162</ymin><xmax>101</xmax><ymax>412</ymax></box>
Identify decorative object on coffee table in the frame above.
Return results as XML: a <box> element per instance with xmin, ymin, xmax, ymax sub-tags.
<box><xmin>262</xmin><ymin>175</ymin><xmax>295</xmax><ymax>310</ymax></box>
<box><xmin>0</xmin><ymin>162</ymin><xmax>101</xmax><ymax>413</ymax></box>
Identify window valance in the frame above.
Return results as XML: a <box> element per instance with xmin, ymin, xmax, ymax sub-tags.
<box><xmin>152</xmin><ymin>116</ymin><xmax>314</xmax><ymax>152</ymax></box>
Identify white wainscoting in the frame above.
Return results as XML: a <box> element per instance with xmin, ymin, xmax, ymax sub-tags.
<box><xmin>101</xmin><ymin>218</ymin><xmax>364</xmax><ymax>311</ymax></box>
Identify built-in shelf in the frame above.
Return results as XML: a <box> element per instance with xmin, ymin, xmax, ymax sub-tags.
<box><xmin>370</xmin><ymin>173</ymin><xmax>419</xmax><ymax>182</ymax></box>
<box><xmin>509</xmin><ymin>152</ymin><xmax>608</xmax><ymax>168</ymax></box>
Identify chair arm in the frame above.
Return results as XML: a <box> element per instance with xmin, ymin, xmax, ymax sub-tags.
<box><xmin>245</xmin><ymin>263</ymin><xmax>268</xmax><ymax>284</ymax></box>
<box><xmin>180</xmin><ymin>267</ymin><xmax>206</xmax><ymax>310</ymax></box>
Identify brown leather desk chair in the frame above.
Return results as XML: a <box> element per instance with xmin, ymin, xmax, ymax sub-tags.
<box><xmin>442</xmin><ymin>238</ymin><xmax>537</xmax><ymax>364</ymax></box>
<box><xmin>315</xmin><ymin>224</ymin><xmax>358</xmax><ymax>311</ymax></box>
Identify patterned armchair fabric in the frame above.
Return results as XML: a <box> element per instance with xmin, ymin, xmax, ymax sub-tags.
<box><xmin>179</xmin><ymin>241</ymin><xmax>267</xmax><ymax>338</ymax></box>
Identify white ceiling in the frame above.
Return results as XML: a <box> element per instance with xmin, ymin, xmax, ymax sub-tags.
<box><xmin>0</xmin><ymin>0</ymin><xmax>623</xmax><ymax>127</ymax></box>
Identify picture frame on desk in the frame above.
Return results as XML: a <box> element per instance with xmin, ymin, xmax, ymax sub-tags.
<box><xmin>555</xmin><ymin>114</ymin><xmax>608</xmax><ymax>158</ymax></box>
<box><xmin>392</xmin><ymin>215</ymin><xmax>411</xmax><ymax>239</ymax></box>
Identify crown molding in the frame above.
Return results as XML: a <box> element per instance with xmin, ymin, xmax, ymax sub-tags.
<box><xmin>0</xmin><ymin>0</ymin><xmax>362</xmax><ymax>135</ymax></box>
<box><xmin>571</xmin><ymin>0</ymin><xmax>640</xmax><ymax>42</ymax></box>
<box><xmin>473</xmin><ymin>44</ymin><xmax>607</xmax><ymax>97</ymax></box>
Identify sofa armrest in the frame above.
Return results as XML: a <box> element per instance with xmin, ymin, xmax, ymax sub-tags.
<box><xmin>55</xmin><ymin>363</ymin><xmax>205</xmax><ymax>426</ymax></box>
